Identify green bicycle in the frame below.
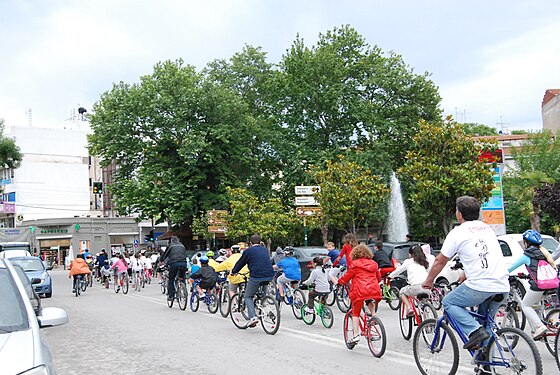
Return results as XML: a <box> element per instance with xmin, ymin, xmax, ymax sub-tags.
<box><xmin>301</xmin><ymin>287</ymin><xmax>334</xmax><ymax>328</ymax></box>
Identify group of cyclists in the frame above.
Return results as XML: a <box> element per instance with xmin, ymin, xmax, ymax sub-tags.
<box><xmin>69</xmin><ymin>195</ymin><xmax>560</xmax><ymax>373</ymax></box>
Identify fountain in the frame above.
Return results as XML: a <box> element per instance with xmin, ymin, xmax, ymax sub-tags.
<box><xmin>387</xmin><ymin>172</ymin><xmax>409</xmax><ymax>242</ymax></box>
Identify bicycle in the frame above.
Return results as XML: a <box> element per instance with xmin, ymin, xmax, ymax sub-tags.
<box><xmin>380</xmin><ymin>275</ymin><xmax>401</xmax><ymax>311</ymax></box>
<box><xmin>72</xmin><ymin>274</ymin><xmax>86</xmax><ymax>297</ymax></box>
<box><xmin>113</xmin><ymin>271</ymin><xmax>129</xmax><ymax>294</ymax></box>
<box><xmin>133</xmin><ymin>270</ymin><xmax>144</xmax><ymax>292</ymax></box>
<box><xmin>399</xmin><ymin>291</ymin><xmax>438</xmax><ymax>340</ymax></box>
<box><xmin>413</xmin><ymin>293</ymin><xmax>543</xmax><ymax>375</ymax></box>
<box><xmin>300</xmin><ymin>285</ymin><xmax>334</xmax><ymax>328</ymax></box>
<box><xmin>555</xmin><ymin>327</ymin><xmax>560</xmax><ymax>370</ymax></box>
<box><xmin>275</xmin><ymin>275</ymin><xmax>306</xmax><ymax>319</ymax></box>
<box><xmin>160</xmin><ymin>267</ymin><xmax>169</xmax><ymax>295</ymax></box>
<box><xmin>167</xmin><ymin>266</ymin><xmax>188</xmax><ymax>310</ymax></box>
<box><xmin>342</xmin><ymin>299</ymin><xmax>387</xmax><ymax>358</ymax></box>
<box><xmin>189</xmin><ymin>279</ymin><xmax>218</xmax><ymax>314</ymax></box>
<box><xmin>229</xmin><ymin>272</ymin><xmax>281</xmax><ymax>335</ymax></box>
<box><xmin>215</xmin><ymin>271</ymin><xmax>231</xmax><ymax>318</ymax></box>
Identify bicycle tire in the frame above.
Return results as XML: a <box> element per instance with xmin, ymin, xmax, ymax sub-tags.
<box><xmin>494</xmin><ymin>303</ymin><xmax>519</xmax><ymax>330</ymax></box>
<box><xmin>207</xmin><ymin>291</ymin><xmax>219</xmax><ymax>314</ymax></box>
<box><xmin>135</xmin><ymin>274</ymin><xmax>141</xmax><ymax>292</ymax></box>
<box><xmin>413</xmin><ymin>319</ymin><xmax>459</xmax><ymax>375</ymax></box>
<box><xmin>388</xmin><ymin>286</ymin><xmax>400</xmax><ymax>310</ymax></box>
<box><xmin>114</xmin><ymin>276</ymin><xmax>119</xmax><ymax>293</ymax></box>
<box><xmin>487</xmin><ymin>327</ymin><xmax>542</xmax><ymax>375</ymax></box>
<box><xmin>104</xmin><ymin>277</ymin><xmax>109</xmax><ymax>289</ymax></box>
<box><xmin>230</xmin><ymin>293</ymin><xmax>248</xmax><ymax>329</ymax></box>
<box><xmin>302</xmin><ymin>305</ymin><xmax>316</xmax><ymax>325</ymax></box>
<box><xmin>160</xmin><ymin>277</ymin><xmax>167</xmax><ymax>294</ymax></box>
<box><xmin>343</xmin><ymin>311</ymin><xmax>356</xmax><ymax>350</ymax></box>
<box><xmin>291</xmin><ymin>289</ymin><xmax>306</xmax><ymax>320</ymax></box>
<box><xmin>122</xmin><ymin>275</ymin><xmax>129</xmax><ymax>294</ymax></box>
<box><xmin>367</xmin><ymin>316</ymin><xmax>386</xmax><ymax>358</ymax></box>
<box><xmin>336</xmin><ymin>285</ymin><xmax>351</xmax><ymax>313</ymax></box>
<box><xmin>399</xmin><ymin>303</ymin><xmax>413</xmax><ymax>340</ymax></box>
<box><xmin>321</xmin><ymin>306</ymin><xmax>334</xmax><ymax>329</ymax></box>
<box><xmin>219</xmin><ymin>287</ymin><xmax>230</xmax><ymax>318</ymax></box>
<box><xmin>190</xmin><ymin>292</ymin><xmax>200</xmax><ymax>312</ymax></box>
<box><xmin>258</xmin><ymin>295</ymin><xmax>280</xmax><ymax>335</ymax></box>
<box><xmin>88</xmin><ymin>274</ymin><xmax>93</xmax><ymax>288</ymax></box>
<box><xmin>430</xmin><ymin>288</ymin><xmax>443</xmax><ymax>310</ymax></box>
<box><xmin>325</xmin><ymin>289</ymin><xmax>336</xmax><ymax>306</ymax></box>
<box><xmin>74</xmin><ymin>279</ymin><xmax>80</xmax><ymax>297</ymax></box>
<box><xmin>81</xmin><ymin>276</ymin><xmax>87</xmax><ymax>292</ymax></box>
<box><xmin>177</xmin><ymin>282</ymin><xmax>188</xmax><ymax>311</ymax></box>
<box><xmin>421</xmin><ymin>302</ymin><xmax>438</xmax><ymax>323</ymax></box>
<box><xmin>555</xmin><ymin>326</ymin><xmax>560</xmax><ymax>371</ymax></box>
<box><xmin>544</xmin><ymin>307</ymin><xmax>560</xmax><ymax>356</ymax></box>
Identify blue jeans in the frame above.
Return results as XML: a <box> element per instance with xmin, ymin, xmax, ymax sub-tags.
<box><xmin>442</xmin><ymin>283</ymin><xmax>507</xmax><ymax>338</ymax></box>
<box><xmin>245</xmin><ymin>277</ymin><xmax>272</xmax><ymax>319</ymax></box>
<box><xmin>167</xmin><ymin>261</ymin><xmax>187</xmax><ymax>299</ymax></box>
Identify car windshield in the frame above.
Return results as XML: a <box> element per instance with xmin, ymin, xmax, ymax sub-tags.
<box><xmin>542</xmin><ymin>237</ymin><xmax>560</xmax><ymax>253</ymax></box>
<box><xmin>392</xmin><ymin>247</ymin><xmax>411</xmax><ymax>263</ymax></box>
<box><xmin>11</xmin><ymin>258</ymin><xmax>44</xmax><ymax>272</ymax></box>
<box><xmin>0</xmin><ymin>268</ymin><xmax>30</xmax><ymax>333</ymax></box>
<box><xmin>298</xmin><ymin>248</ymin><xmax>327</xmax><ymax>257</ymax></box>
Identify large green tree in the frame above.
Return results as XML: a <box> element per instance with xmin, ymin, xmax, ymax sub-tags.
<box><xmin>398</xmin><ymin>117</ymin><xmax>496</xmax><ymax>236</ymax></box>
<box><xmin>0</xmin><ymin>119</ymin><xmax>23</xmax><ymax>175</ymax></box>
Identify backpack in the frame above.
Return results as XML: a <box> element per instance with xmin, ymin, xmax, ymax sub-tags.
<box><xmin>526</xmin><ymin>260</ymin><xmax>559</xmax><ymax>290</ymax></box>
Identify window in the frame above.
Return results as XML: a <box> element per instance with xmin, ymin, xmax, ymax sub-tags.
<box><xmin>499</xmin><ymin>241</ymin><xmax>512</xmax><ymax>257</ymax></box>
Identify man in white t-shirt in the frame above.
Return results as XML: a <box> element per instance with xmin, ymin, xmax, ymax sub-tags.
<box><xmin>422</xmin><ymin>196</ymin><xmax>509</xmax><ymax>351</ymax></box>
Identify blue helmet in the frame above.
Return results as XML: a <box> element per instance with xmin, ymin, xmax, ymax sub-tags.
<box><xmin>522</xmin><ymin>229</ymin><xmax>543</xmax><ymax>245</ymax></box>
<box><xmin>200</xmin><ymin>256</ymin><xmax>209</xmax><ymax>264</ymax></box>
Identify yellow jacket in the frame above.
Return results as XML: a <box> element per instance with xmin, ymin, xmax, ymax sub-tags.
<box><xmin>208</xmin><ymin>258</ymin><xmax>219</xmax><ymax>270</ymax></box>
<box><xmin>214</xmin><ymin>253</ymin><xmax>249</xmax><ymax>285</ymax></box>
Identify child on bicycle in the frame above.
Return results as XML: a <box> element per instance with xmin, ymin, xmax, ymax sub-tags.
<box><xmin>273</xmin><ymin>247</ymin><xmax>301</xmax><ymax>301</ymax></box>
<box><xmin>388</xmin><ymin>245</ymin><xmax>429</xmax><ymax>317</ymax></box>
<box><xmin>110</xmin><ymin>254</ymin><xmax>129</xmax><ymax>292</ymax></box>
<box><xmin>68</xmin><ymin>253</ymin><xmax>91</xmax><ymax>290</ymax></box>
<box><xmin>190</xmin><ymin>256</ymin><xmax>217</xmax><ymax>297</ymax></box>
<box><xmin>302</xmin><ymin>257</ymin><xmax>331</xmax><ymax>314</ymax></box>
<box><xmin>335</xmin><ymin>244</ymin><xmax>382</xmax><ymax>344</ymax></box>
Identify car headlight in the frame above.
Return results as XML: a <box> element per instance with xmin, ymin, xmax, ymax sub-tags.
<box><xmin>41</xmin><ymin>272</ymin><xmax>49</xmax><ymax>282</ymax></box>
<box><xmin>20</xmin><ymin>365</ymin><xmax>49</xmax><ymax>375</ymax></box>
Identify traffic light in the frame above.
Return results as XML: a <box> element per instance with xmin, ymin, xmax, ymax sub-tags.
<box><xmin>144</xmin><ymin>229</ymin><xmax>154</xmax><ymax>243</ymax></box>
<box><xmin>92</xmin><ymin>182</ymin><xmax>103</xmax><ymax>194</ymax></box>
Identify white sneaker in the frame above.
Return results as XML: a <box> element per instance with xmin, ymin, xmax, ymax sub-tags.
<box><xmin>349</xmin><ymin>335</ymin><xmax>360</xmax><ymax>344</ymax></box>
<box><xmin>304</xmin><ymin>306</ymin><xmax>314</xmax><ymax>314</ymax></box>
<box><xmin>532</xmin><ymin>325</ymin><xmax>548</xmax><ymax>340</ymax></box>
<box><xmin>245</xmin><ymin>316</ymin><xmax>259</xmax><ymax>328</ymax></box>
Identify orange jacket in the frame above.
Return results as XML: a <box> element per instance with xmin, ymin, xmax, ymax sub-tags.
<box><xmin>69</xmin><ymin>258</ymin><xmax>91</xmax><ymax>276</ymax></box>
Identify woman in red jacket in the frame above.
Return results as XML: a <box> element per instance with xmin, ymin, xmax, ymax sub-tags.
<box><xmin>336</xmin><ymin>244</ymin><xmax>382</xmax><ymax>345</ymax></box>
<box><xmin>333</xmin><ymin>233</ymin><xmax>358</xmax><ymax>267</ymax></box>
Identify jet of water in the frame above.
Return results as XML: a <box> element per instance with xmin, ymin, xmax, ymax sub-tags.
<box><xmin>387</xmin><ymin>172</ymin><xmax>409</xmax><ymax>242</ymax></box>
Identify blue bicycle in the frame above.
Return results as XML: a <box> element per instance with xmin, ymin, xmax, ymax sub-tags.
<box><xmin>413</xmin><ymin>294</ymin><xmax>543</xmax><ymax>375</ymax></box>
<box><xmin>189</xmin><ymin>280</ymin><xmax>218</xmax><ymax>314</ymax></box>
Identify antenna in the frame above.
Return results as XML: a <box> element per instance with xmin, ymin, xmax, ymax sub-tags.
<box><xmin>26</xmin><ymin>108</ymin><xmax>32</xmax><ymax>127</ymax></box>
<box><xmin>496</xmin><ymin>116</ymin><xmax>510</xmax><ymax>134</ymax></box>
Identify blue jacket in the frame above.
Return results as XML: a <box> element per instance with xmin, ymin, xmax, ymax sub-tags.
<box><xmin>328</xmin><ymin>249</ymin><xmax>346</xmax><ymax>266</ymax></box>
<box><xmin>277</xmin><ymin>257</ymin><xmax>301</xmax><ymax>280</ymax></box>
<box><xmin>232</xmin><ymin>245</ymin><xmax>274</xmax><ymax>279</ymax></box>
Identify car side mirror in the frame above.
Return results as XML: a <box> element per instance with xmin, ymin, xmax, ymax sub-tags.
<box><xmin>38</xmin><ymin>307</ymin><xmax>69</xmax><ymax>328</ymax></box>
<box><xmin>31</xmin><ymin>278</ymin><xmax>42</xmax><ymax>285</ymax></box>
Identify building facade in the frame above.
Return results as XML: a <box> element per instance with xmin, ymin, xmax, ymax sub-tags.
<box><xmin>542</xmin><ymin>89</ymin><xmax>560</xmax><ymax>136</ymax></box>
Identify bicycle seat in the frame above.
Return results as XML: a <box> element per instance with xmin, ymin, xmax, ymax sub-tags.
<box><xmin>290</xmin><ymin>280</ymin><xmax>299</xmax><ymax>286</ymax></box>
<box><xmin>417</xmin><ymin>293</ymin><xmax>429</xmax><ymax>300</ymax></box>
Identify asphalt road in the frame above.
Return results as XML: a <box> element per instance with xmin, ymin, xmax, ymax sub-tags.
<box><xmin>41</xmin><ymin>269</ymin><xmax>558</xmax><ymax>375</ymax></box>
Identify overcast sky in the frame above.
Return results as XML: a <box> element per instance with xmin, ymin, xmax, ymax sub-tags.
<box><xmin>1</xmin><ymin>1</ymin><xmax>559</xmax><ymax>132</ymax></box>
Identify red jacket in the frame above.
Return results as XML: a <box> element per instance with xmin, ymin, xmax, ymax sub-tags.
<box><xmin>338</xmin><ymin>258</ymin><xmax>381</xmax><ymax>302</ymax></box>
<box><xmin>334</xmin><ymin>243</ymin><xmax>353</xmax><ymax>267</ymax></box>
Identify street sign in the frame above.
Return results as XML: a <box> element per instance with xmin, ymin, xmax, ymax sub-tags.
<box><xmin>295</xmin><ymin>207</ymin><xmax>322</xmax><ymax>216</ymax></box>
<box><xmin>208</xmin><ymin>209</ymin><xmax>228</xmax><ymax>216</ymax></box>
<box><xmin>208</xmin><ymin>217</ymin><xmax>227</xmax><ymax>225</ymax></box>
<box><xmin>133</xmin><ymin>239</ymin><xmax>139</xmax><ymax>248</ymax></box>
<box><xmin>208</xmin><ymin>226</ymin><xmax>227</xmax><ymax>233</ymax></box>
<box><xmin>295</xmin><ymin>185</ymin><xmax>320</xmax><ymax>195</ymax></box>
<box><xmin>295</xmin><ymin>196</ymin><xmax>317</xmax><ymax>206</ymax></box>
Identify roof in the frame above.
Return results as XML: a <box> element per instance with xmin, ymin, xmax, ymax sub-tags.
<box><xmin>542</xmin><ymin>89</ymin><xmax>560</xmax><ymax>107</ymax></box>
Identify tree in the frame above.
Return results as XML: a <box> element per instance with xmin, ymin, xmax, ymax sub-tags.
<box><xmin>457</xmin><ymin>122</ymin><xmax>498</xmax><ymax>136</ymax></box>
<box><xmin>398</xmin><ymin>116</ymin><xmax>496</xmax><ymax>235</ymax></box>
<box><xmin>0</xmin><ymin>119</ymin><xmax>23</xmax><ymax>175</ymax></box>
<box><xmin>311</xmin><ymin>155</ymin><xmax>390</xmax><ymax>235</ymax></box>
<box><xmin>88</xmin><ymin>60</ymin><xmax>263</xmax><ymax>238</ymax></box>
<box><xmin>535</xmin><ymin>183</ymin><xmax>560</xmax><ymax>237</ymax></box>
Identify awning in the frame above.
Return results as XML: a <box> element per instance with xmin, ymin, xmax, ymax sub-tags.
<box><xmin>36</xmin><ymin>235</ymin><xmax>73</xmax><ymax>240</ymax></box>
<box><xmin>108</xmin><ymin>232</ymin><xmax>139</xmax><ymax>236</ymax></box>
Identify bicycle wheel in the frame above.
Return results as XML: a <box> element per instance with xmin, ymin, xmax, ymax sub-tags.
<box><xmin>555</xmin><ymin>327</ymin><xmax>560</xmax><ymax>371</ymax></box>
<box><xmin>177</xmin><ymin>282</ymin><xmax>188</xmax><ymax>311</ymax></box>
<box><xmin>430</xmin><ymin>288</ymin><xmax>443</xmax><ymax>310</ymax></box>
<box><xmin>122</xmin><ymin>275</ymin><xmax>129</xmax><ymax>294</ymax></box>
<box><xmin>413</xmin><ymin>319</ymin><xmax>459</xmax><ymax>375</ymax></box>
<box><xmin>230</xmin><ymin>293</ymin><xmax>248</xmax><ymax>329</ymax></box>
<box><xmin>88</xmin><ymin>274</ymin><xmax>93</xmax><ymax>287</ymax></box>
<box><xmin>421</xmin><ymin>303</ymin><xmax>438</xmax><ymax>323</ymax></box>
<box><xmin>207</xmin><ymin>291</ymin><xmax>219</xmax><ymax>314</ymax></box>
<box><xmin>494</xmin><ymin>304</ymin><xmax>519</xmax><ymax>330</ymax></box>
<box><xmin>399</xmin><ymin>303</ymin><xmax>413</xmax><ymax>340</ymax></box>
<box><xmin>487</xmin><ymin>327</ymin><xmax>542</xmax><ymax>375</ymax></box>
<box><xmin>114</xmin><ymin>276</ymin><xmax>119</xmax><ymax>293</ymax></box>
<box><xmin>219</xmin><ymin>287</ymin><xmax>230</xmax><ymax>318</ymax></box>
<box><xmin>302</xmin><ymin>305</ymin><xmax>316</xmax><ymax>325</ymax></box>
<box><xmin>325</xmin><ymin>290</ymin><xmax>335</xmax><ymax>306</ymax></box>
<box><xmin>81</xmin><ymin>276</ymin><xmax>87</xmax><ymax>292</ymax></box>
<box><xmin>258</xmin><ymin>296</ymin><xmax>280</xmax><ymax>335</ymax></box>
<box><xmin>367</xmin><ymin>316</ymin><xmax>386</xmax><ymax>358</ymax></box>
<box><xmin>135</xmin><ymin>274</ymin><xmax>141</xmax><ymax>291</ymax></box>
<box><xmin>160</xmin><ymin>277</ymin><xmax>167</xmax><ymax>294</ymax></box>
<box><xmin>544</xmin><ymin>308</ymin><xmax>560</xmax><ymax>356</ymax></box>
<box><xmin>388</xmin><ymin>286</ymin><xmax>401</xmax><ymax>310</ymax></box>
<box><xmin>74</xmin><ymin>278</ymin><xmax>79</xmax><ymax>297</ymax></box>
<box><xmin>321</xmin><ymin>306</ymin><xmax>334</xmax><ymax>329</ymax></box>
<box><xmin>190</xmin><ymin>292</ymin><xmax>199</xmax><ymax>312</ymax></box>
<box><xmin>291</xmin><ymin>289</ymin><xmax>306</xmax><ymax>320</ymax></box>
<box><xmin>336</xmin><ymin>285</ymin><xmax>351</xmax><ymax>313</ymax></box>
<box><xmin>343</xmin><ymin>311</ymin><xmax>356</xmax><ymax>349</ymax></box>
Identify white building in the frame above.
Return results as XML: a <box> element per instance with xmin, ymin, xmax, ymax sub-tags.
<box><xmin>0</xmin><ymin>126</ymin><xmax>93</xmax><ymax>226</ymax></box>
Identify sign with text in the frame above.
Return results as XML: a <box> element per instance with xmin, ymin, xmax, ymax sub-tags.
<box><xmin>481</xmin><ymin>166</ymin><xmax>506</xmax><ymax>235</ymax></box>
<box><xmin>295</xmin><ymin>186</ymin><xmax>320</xmax><ymax>195</ymax></box>
<box><xmin>295</xmin><ymin>207</ymin><xmax>322</xmax><ymax>216</ymax></box>
<box><xmin>207</xmin><ymin>226</ymin><xmax>227</xmax><ymax>233</ymax></box>
<box><xmin>295</xmin><ymin>196</ymin><xmax>317</xmax><ymax>206</ymax></box>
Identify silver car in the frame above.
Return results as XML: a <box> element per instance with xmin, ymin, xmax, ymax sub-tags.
<box><xmin>0</xmin><ymin>258</ymin><xmax>68</xmax><ymax>374</ymax></box>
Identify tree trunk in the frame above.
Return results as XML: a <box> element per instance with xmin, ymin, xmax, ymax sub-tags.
<box><xmin>321</xmin><ymin>224</ymin><xmax>328</xmax><ymax>245</ymax></box>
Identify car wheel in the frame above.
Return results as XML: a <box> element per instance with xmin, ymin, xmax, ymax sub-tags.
<box><xmin>45</xmin><ymin>292</ymin><xmax>52</xmax><ymax>298</ymax></box>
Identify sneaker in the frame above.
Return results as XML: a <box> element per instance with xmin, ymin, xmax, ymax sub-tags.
<box><xmin>349</xmin><ymin>335</ymin><xmax>360</xmax><ymax>344</ymax></box>
<box><xmin>245</xmin><ymin>317</ymin><xmax>259</xmax><ymax>328</ymax></box>
<box><xmin>304</xmin><ymin>306</ymin><xmax>314</xmax><ymax>314</ymax></box>
<box><xmin>463</xmin><ymin>327</ymin><xmax>490</xmax><ymax>350</ymax></box>
<box><xmin>117</xmin><ymin>286</ymin><xmax>120</xmax><ymax>292</ymax></box>
<box><xmin>532</xmin><ymin>325</ymin><xmax>548</xmax><ymax>340</ymax></box>
<box><xmin>407</xmin><ymin>309</ymin><xmax>415</xmax><ymax>317</ymax></box>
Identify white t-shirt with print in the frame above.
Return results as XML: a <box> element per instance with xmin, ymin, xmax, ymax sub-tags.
<box><xmin>440</xmin><ymin>220</ymin><xmax>509</xmax><ymax>293</ymax></box>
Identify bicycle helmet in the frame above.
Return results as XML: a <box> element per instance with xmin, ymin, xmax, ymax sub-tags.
<box><xmin>200</xmin><ymin>256</ymin><xmax>209</xmax><ymax>264</ymax></box>
<box><xmin>218</xmin><ymin>249</ymin><xmax>227</xmax><ymax>256</ymax></box>
<box><xmin>231</xmin><ymin>245</ymin><xmax>241</xmax><ymax>253</ymax></box>
<box><xmin>206</xmin><ymin>250</ymin><xmax>214</xmax><ymax>257</ymax></box>
<box><xmin>283</xmin><ymin>246</ymin><xmax>295</xmax><ymax>256</ymax></box>
<box><xmin>522</xmin><ymin>229</ymin><xmax>543</xmax><ymax>245</ymax></box>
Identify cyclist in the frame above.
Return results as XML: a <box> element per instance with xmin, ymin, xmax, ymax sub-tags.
<box><xmin>110</xmin><ymin>254</ymin><xmax>129</xmax><ymax>292</ymax></box>
<box><xmin>333</xmin><ymin>233</ymin><xmax>358</xmax><ymax>267</ymax></box>
<box><xmin>95</xmin><ymin>249</ymin><xmax>108</xmax><ymax>279</ymax></box>
<box><xmin>85</xmin><ymin>254</ymin><xmax>95</xmax><ymax>284</ymax></box>
<box><xmin>273</xmin><ymin>246</ymin><xmax>301</xmax><ymax>302</ymax></box>
<box><xmin>372</xmin><ymin>241</ymin><xmax>394</xmax><ymax>279</ymax></box>
<box><xmin>388</xmin><ymin>245</ymin><xmax>429</xmax><ymax>317</ymax></box>
<box><xmin>206</xmin><ymin>250</ymin><xmax>219</xmax><ymax>270</ymax></box>
<box><xmin>160</xmin><ymin>236</ymin><xmax>188</xmax><ymax>302</ymax></box>
<box><xmin>302</xmin><ymin>257</ymin><xmax>331</xmax><ymax>314</ymax></box>
<box><xmin>231</xmin><ymin>234</ymin><xmax>275</xmax><ymax>328</ymax></box>
<box><xmin>216</xmin><ymin>249</ymin><xmax>228</xmax><ymax>263</ymax></box>
<box><xmin>68</xmin><ymin>253</ymin><xmax>91</xmax><ymax>291</ymax></box>
<box><xmin>422</xmin><ymin>196</ymin><xmax>509</xmax><ymax>350</ymax></box>
<box><xmin>214</xmin><ymin>245</ymin><xmax>248</xmax><ymax>297</ymax></box>
<box><xmin>271</xmin><ymin>247</ymin><xmax>285</xmax><ymax>265</ymax></box>
<box><xmin>190</xmin><ymin>256</ymin><xmax>218</xmax><ymax>297</ymax></box>
<box><xmin>335</xmin><ymin>244</ymin><xmax>382</xmax><ymax>344</ymax></box>
<box><xmin>507</xmin><ymin>229</ymin><xmax>558</xmax><ymax>339</ymax></box>
<box><xmin>131</xmin><ymin>252</ymin><xmax>144</xmax><ymax>288</ymax></box>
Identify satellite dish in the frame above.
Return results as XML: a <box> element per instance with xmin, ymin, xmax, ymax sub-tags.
<box><xmin>78</xmin><ymin>107</ymin><xmax>87</xmax><ymax>115</ymax></box>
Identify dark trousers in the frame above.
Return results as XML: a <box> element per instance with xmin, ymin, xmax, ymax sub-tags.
<box><xmin>307</xmin><ymin>290</ymin><xmax>328</xmax><ymax>308</ymax></box>
<box><xmin>245</xmin><ymin>277</ymin><xmax>272</xmax><ymax>318</ymax></box>
<box><xmin>167</xmin><ymin>261</ymin><xmax>187</xmax><ymax>299</ymax></box>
